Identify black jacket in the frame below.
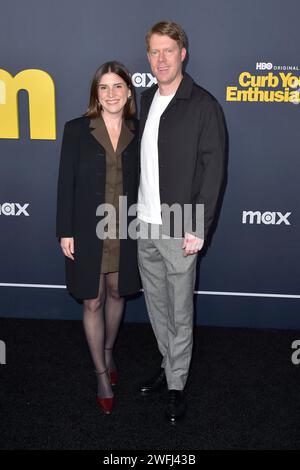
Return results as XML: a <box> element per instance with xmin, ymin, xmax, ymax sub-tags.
<box><xmin>139</xmin><ymin>73</ymin><xmax>225</xmax><ymax>239</ymax></box>
<box><xmin>56</xmin><ymin>116</ymin><xmax>140</xmax><ymax>299</ymax></box>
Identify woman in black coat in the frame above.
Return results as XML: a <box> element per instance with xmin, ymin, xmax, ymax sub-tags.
<box><xmin>56</xmin><ymin>61</ymin><xmax>140</xmax><ymax>414</ymax></box>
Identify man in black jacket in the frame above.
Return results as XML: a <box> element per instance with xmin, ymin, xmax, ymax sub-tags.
<box><xmin>137</xmin><ymin>21</ymin><xmax>225</xmax><ymax>422</ymax></box>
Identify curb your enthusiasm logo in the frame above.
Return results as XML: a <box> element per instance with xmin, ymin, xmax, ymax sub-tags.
<box><xmin>226</xmin><ymin>63</ymin><xmax>300</xmax><ymax>103</ymax></box>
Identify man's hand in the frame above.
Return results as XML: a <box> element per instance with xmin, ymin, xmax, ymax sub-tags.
<box><xmin>60</xmin><ymin>237</ymin><xmax>75</xmax><ymax>260</ymax></box>
<box><xmin>182</xmin><ymin>233</ymin><xmax>204</xmax><ymax>257</ymax></box>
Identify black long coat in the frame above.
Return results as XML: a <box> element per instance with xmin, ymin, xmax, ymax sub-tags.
<box><xmin>139</xmin><ymin>73</ymin><xmax>225</xmax><ymax>239</ymax></box>
<box><xmin>56</xmin><ymin>116</ymin><xmax>141</xmax><ymax>299</ymax></box>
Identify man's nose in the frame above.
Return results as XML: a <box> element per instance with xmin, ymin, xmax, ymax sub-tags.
<box><xmin>158</xmin><ymin>51</ymin><xmax>166</xmax><ymax>62</ymax></box>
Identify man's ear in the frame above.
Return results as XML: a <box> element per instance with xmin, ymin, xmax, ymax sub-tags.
<box><xmin>181</xmin><ymin>47</ymin><xmax>187</xmax><ymax>63</ymax></box>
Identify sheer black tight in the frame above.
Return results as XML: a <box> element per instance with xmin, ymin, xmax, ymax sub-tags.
<box><xmin>83</xmin><ymin>272</ymin><xmax>124</xmax><ymax>398</ymax></box>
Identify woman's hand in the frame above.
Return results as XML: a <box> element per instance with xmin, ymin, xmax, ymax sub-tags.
<box><xmin>60</xmin><ymin>237</ymin><xmax>75</xmax><ymax>260</ymax></box>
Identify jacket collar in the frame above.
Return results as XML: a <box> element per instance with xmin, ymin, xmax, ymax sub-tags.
<box><xmin>174</xmin><ymin>72</ymin><xmax>194</xmax><ymax>100</ymax></box>
<box><xmin>139</xmin><ymin>73</ymin><xmax>194</xmax><ymax>139</ymax></box>
<box><xmin>141</xmin><ymin>72</ymin><xmax>194</xmax><ymax>104</ymax></box>
<box><xmin>89</xmin><ymin>114</ymin><xmax>134</xmax><ymax>156</ymax></box>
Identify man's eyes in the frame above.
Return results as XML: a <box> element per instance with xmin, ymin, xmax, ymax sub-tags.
<box><xmin>151</xmin><ymin>49</ymin><xmax>173</xmax><ymax>55</ymax></box>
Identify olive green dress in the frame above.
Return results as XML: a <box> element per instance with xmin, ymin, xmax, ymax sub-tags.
<box><xmin>89</xmin><ymin>115</ymin><xmax>134</xmax><ymax>273</ymax></box>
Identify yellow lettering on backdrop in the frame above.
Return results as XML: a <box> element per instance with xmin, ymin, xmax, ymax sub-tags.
<box><xmin>239</xmin><ymin>72</ymin><xmax>279</xmax><ymax>88</ymax></box>
<box><xmin>0</xmin><ymin>69</ymin><xmax>56</xmax><ymax>139</ymax></box>
<box><xmin>226</xmin><ymin>86</ymin><xmax>238</xmax><ymax>101</ymax></box>
<box><xmin>279</xmin><ymin>72</ymin><xmax>300</xmax><ymax>88</ymax></box>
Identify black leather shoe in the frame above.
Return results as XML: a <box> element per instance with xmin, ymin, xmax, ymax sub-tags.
<box><xmin>165</xmin><ymin>389</ymin><xmax>186</xmax><ymax>423</ymax></box>
<box><xmin>139</xmin><ymin>368</ymin><xmax>167</xmax><ymax>394</ymax></box>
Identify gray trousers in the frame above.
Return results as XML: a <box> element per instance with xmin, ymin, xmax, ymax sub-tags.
<box><xmin>137</xmin><ymin>220</ymin><xmax>198</xmax><ymax>390</ymax></box>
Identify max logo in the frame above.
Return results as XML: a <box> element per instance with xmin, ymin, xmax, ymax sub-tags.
<box><xmin>131</xmin><ymin>73</ymin><xmax>157</xmax><ymax>88</ymax></box>
<box><xmin>0</xmin><ymin>203</ymin><xmax>29</xmax><ymax>216</ymax></box>
<box><xmin>242</xmin><ymin>211</ymin><xmax>291</xmax><ymax>225</ymax></box>
<box><xmin>0</xmin><ymin>68</ymin><xmax>56</xmax><ymax>139</ymax></box>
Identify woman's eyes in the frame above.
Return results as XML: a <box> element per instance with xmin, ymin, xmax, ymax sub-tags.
<box><xmin>99</xmin><ymin>84</ymin><xmax>124</xmax><ymax>90</ymax></box>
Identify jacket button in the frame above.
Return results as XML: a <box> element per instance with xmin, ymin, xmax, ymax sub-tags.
<box><xmin>96</xmin><ymin>191</ymin><xmax>102</xmax><ymax>196</ymax></box>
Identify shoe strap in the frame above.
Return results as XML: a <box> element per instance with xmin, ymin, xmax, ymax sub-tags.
<box><xmin>94</xmin><ymin>369</ymin><xmax>108</xmax><ymax>376</ymax></box>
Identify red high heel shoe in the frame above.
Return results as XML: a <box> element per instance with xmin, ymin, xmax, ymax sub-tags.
<box><xmin>109</xmin><ymin>370</ymin><xmax>118</xmax><ymax>386</ymax></box>
<box><xmin>95</xmin><ymin>369</ymin><xmax>114</xmax><ymax>414</ymax></box>
<box><xmin>104</xmin><ymin>348</ymin><xmax>118</xmax><ymax>386</ymax></box>
<box><xmin>96</xmin><ymin>396</ymin><xmax>114</xmax><ymax>414</ymax></box>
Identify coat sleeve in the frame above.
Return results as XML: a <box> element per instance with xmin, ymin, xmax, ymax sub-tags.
<box><xmin>192</xmin><ymin>99</ymin><xmax>225</xmax><ymax>239</ymax></box>
<box><xmin>56</xmin><ymin>121</ymin><xmax>79</xmax><ymax>238</ymax></box>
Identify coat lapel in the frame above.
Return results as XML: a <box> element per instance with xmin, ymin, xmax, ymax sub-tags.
<box><xmin>89</xmin><ymin>115</ymin><xmax>113</xmax><ymax>155</ymax></box>
<box><xmin>116</xmin><ymin>120</ymin><xmax>134</xmax><ymax>156</ymax></box>
<box><xmin>89</xmin><ymin>115</ymin><xmax>134</xmax><ymax>155</ymax></box>
<box><xmin>139</xmin><ymin>74</ymin><xmax>194</xmax><ymax>137</ymax></box>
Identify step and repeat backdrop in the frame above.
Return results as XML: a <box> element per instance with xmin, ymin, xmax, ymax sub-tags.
<box><xmin>0</xmin><ymin>0</ymin><xmax>299</xmax><ymax>328</ymax></box>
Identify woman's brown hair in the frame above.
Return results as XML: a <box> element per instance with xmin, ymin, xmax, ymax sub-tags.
<box><xmin>85</xmin><ymin>61</ymin><xmax>136</xmax><ymax>119</ymax></box>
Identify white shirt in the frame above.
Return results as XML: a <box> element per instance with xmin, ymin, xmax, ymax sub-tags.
<box><xmin>137</xmin><ymin>89</ymin><xmax>175</xmax><ymax>224</ymax></box>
